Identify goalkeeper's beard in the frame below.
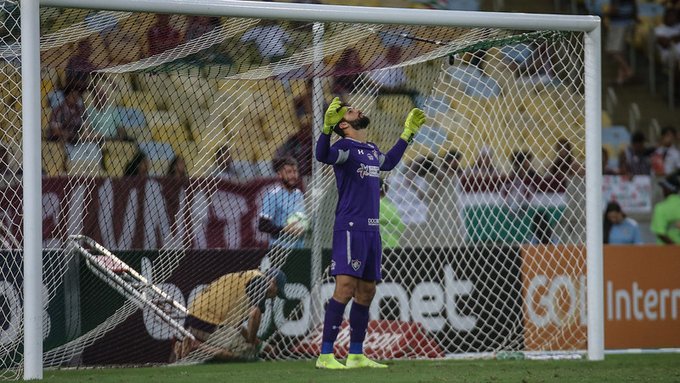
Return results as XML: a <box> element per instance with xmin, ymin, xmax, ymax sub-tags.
<box><xmin>350</xmin><ymin>115</ymin><xmax>371</xmax><ymax>130</ymax></box>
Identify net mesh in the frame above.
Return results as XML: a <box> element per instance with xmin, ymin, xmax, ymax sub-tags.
<box><xmin>0</xmin><ymin>1</ymin><xmax>25</xmax><ymax>379</ymax></box>
<box><xmin>1</xmin><ymin>5</ymin><xmax>590</xmax><ymax>375</ymax></box>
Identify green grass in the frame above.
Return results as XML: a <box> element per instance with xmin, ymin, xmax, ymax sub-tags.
<box><xmin>40</xmin><ymin>354</ymin><xmax>680</xmax><ymax>383</ymax></box>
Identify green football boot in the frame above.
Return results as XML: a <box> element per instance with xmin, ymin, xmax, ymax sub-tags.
<box><xmin>345</xmin><ymin>354</ymin><xmax>388</xmax><ymax>369</ymax></box>
<box><xmin>315</xmin><ymin>354</ymin><xmax>347</xmax><ymax>369</ymax></box>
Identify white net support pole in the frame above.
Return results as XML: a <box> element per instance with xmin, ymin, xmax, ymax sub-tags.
<box><xmin>20</xmin><ymin>0</ymin><xmax>44</xmax><ymax>380</ymax></box>
<box><xmin>584</xmin><ymin>25</ymin><xmax>604</xmax><ymax>362</ymax></box>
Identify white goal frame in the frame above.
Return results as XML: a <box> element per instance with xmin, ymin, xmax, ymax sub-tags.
<box><xmin>20</xmin><ymin>0</ymin><xmax>603</xmax><ymax>379</ymax></box>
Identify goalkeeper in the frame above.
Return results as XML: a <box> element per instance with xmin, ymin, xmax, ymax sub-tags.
<box><xmin>171</xmin><ymin>268</ymin><xmax>287</xmax><ymax>362</ymax></box>
<box><xmin>314</xmin><ymin>97</ymin><xmax>425</xmax><ymax>369</ymax></box>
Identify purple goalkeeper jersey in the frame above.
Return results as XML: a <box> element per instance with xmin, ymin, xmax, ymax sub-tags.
<box><xmin>315</xmin><ymin>134</ymin><xmax>408</xmax><ymax>232</ymax></box>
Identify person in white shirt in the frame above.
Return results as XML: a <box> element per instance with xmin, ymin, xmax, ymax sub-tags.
<box><xmin>240</xmin><ymin>20</ymin><xmax>291</xmax><ymax>63</ymax></box>
<box><xmin>653</xmin><ymin>126</ymin><xmax>680</xmax><ymax>176</ymax></box>
<box><xmin>654</xmin><ymin>9</ymin><xmax>680</xmax><ymax>65</ymax></box>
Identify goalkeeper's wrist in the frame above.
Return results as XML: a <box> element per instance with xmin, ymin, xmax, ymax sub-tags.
<box><xmin>322</xmin><ymin>125</ymin><xmax>333</xmax><ymax>135</ymax></box>
<box><xmin>400</xmin><ymin>129</ymin><xmax>415</xmax><ymax>143</ymax></box>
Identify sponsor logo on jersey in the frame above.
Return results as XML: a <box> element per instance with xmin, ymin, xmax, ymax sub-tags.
<box><xmin>368</xmin><ymin>218</ymin><xmax>379</xmax><ymax>226</ymax></box>
<box><xmin>356</xmin><ymin>163</ymin><xmax>380</xmax><ymax>179</ymax></box>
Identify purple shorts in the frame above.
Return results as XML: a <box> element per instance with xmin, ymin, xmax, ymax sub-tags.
<box><xmin>330</xmin><ymin>230</ymin><xmax>382</xmax><ymax>282</ymax></box>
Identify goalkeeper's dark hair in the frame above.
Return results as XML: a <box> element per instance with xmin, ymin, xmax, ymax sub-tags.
<box><xmin>333</xmin><ymin>123</ymin><xmax>346</xmax><ymax>137</ymax></box>
<box><xmin>272</xmin><ymin>156</ymin><xmax>298</xmax><ymax>173</ymax></box>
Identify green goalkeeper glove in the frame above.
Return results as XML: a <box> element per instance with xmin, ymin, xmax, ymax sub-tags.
<box><xmin>400</xmin><ymin>108</ymin><xmax>426</xmax><ymax>143</ymax></box>
<box><xmin>323</xmin><ymin>97</ymin><xmax>348</xmax><ymax>135</ymax></box>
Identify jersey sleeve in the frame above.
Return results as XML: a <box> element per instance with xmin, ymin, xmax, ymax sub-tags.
<box><xmin>315</xmin><ymin>134</ymin><xmax>350</xmax><ymax>165</ymax></box>
<box><xmin>378</xmin><ymin>139</ymin><xmax>408</xmax><ymax>171</ymax></box>
<box><xmin>260</xmin><ymin>190</ymin><xmax>275</xmax><ymax>220</ymax></box>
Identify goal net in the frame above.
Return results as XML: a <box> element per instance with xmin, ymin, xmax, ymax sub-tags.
<box><xmin>1</xmin><ymin>1</ymin><xmax>600</xmax><ymax>376</ymax></box>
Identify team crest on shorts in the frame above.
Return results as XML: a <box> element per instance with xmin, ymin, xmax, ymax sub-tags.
<box><xmin>351</xmin><ymin>259</ymin><xmax>361</xmax><ymax>271</ymax></box>
<box><xmin>330</xmin><ymin>260</ymin><xmax>336</xmax><ymax>271</ymax></box>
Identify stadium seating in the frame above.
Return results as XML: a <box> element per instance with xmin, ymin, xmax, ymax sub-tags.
<box><xmin>41</xmin><ymin>142</ymin><xmax>66</xmax><ymax>177</ymax></box>
<box><xmin>66</xmin><ymin>142</ymin><xmax>103</xmax><ymax>176</ymax></box>
<box><xmin>138</xmin><ymin>140</ymin><xmax>176</xmax><ymax>176</ymax></box>
<box><xmin>147</xmin><ymin>110</ymin><xmax>188</xmax><ymax>145</ymax></box>
<box><xmin>102</xmin><ymin>140</ymin><xmax>139</xmax><ymax>177</ymax></box>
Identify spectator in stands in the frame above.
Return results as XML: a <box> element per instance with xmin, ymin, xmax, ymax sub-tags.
<box><xmin>170</xmin><ymin>268</ymin><xmax>287</xmax><ymax>362</ymax></box>
<box><xmin>517</xmin><ymin>42</ymin><xmax>556</xmax><ymax>85</ymax></box>
<box><xmin>603</xmin><ymin>201</ymin><xmax>642</xmax><ymax>244</ymax></box>
<box><xmin>146</xmin><ymin>14</ymin><xmax>183</xmax><ymax>57</ymax></box>
<box><xmin>185</xmin><ymin>16</ymin><xmax>221</xmax><ymax>41</ymax></box>
<box><xmin>83</xmin><ymin>87</ymin><xmax>129</xmax><ymax>142</ymax></box>
<box><xmin>466</xmin><ymin>145</ymin><xmax>498</xmax><ymax>178</ymax></box>
<box><xmin>387</xmin><ymin>157</ymin><xmax>430</xmax><ymax>226</ymax></box>
<box><xmin>65</xmin><ymin>39</ymin><xmax>95</xmax><ymax>92</ymax></box>
<box><xmin>368</xmin><ymin>46</ymin><xmax>410</xmax><ymax>94</ymax></box>
<box><xmin>124</xmin><ymin>150</ymin><xmax>150</xmax><ymax>176</ymax></box>
<box><xmin>652</xmin><ymin>126</ymin><xmax>680</xmax><ymax>176</ymax></box>
<box><xmin>47</xmin><ymin>85</ymin><xmax>85</xmax><ymax>145</ymax></box>
<box><xmin>618</xmin><ymin>131</ymin><xmax>654</xmax><ymax>176</ymax></box>
<box><xmin>602</xmin><ymin>147</ymin><xmax>619</xmax><ymax>175</ymax></box>
<box><xmin>167</xmin><ymin>155</ymin><xmax>188</xmax><ymax>180</ymax></box>
<box><xmin>549</xmin><ymin>138</ymin><xmax>584</xmax><ymax>178</ymax></box>
<box><xmin>653</xmin><ymin>8</ymin><xmax>680</xmax><ymax>66</ymax></box>
<box><xmin>651</xmin><ymin>171</ymin><xmax>680</xmax><ymax>244</ymax></box>
<box><xmin>428</xmin><ymin>149</ymin><xmax>464</xmax><ymax>247</ymax></box>
<box><xmin>214</xmin><ymin>145</ymin><xmax>247</xmax><ymax>180</ymax></box>
<box><xmin>100</xmin><ymin>20</ymin><xmax>142</xmax><ymax>66</ymax></box>
<box><xmin>294</xmin><ymin>80</ymin><xmax>314</xmax><ymax>118</ymax></box>
<box><xmin>275</xmin><ymin>121</ymin><xmax>313</xmax><ymax>177</ymax></box>
<box><xmin>240</xmin><ymin>19</ymin><xmax>291</xmax><ymax>64</ymax></box>
<box><xmin>604</xmin><ymin>0</ymin><xmax>638</xmax><ymax>85</ymax></box>
<box><xmin>505</xmin><ymin>150</ymin><xmax>537</xmax><ymax>213</ymax></box>
<box><xmin>378</xmin><ymin>179</ymin><xmax>404</xmax><ymax>249</ymax></box>
<box><xmin>331</xmin><ymin>48</ymin><xmax>363</xmax><ymax>99</ymax></box>
<box><xmin>258</xmin><ymin>157</ymin><xmax>306</xmax><ymax>249</ymax></box>
<box><xmin>443</xmin><ymin>149</ymin><xmax>463</xmax><ymax>178</ymax></box>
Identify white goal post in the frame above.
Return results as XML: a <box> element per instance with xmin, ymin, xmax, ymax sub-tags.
<box><xmin>18</xmin><ymin>0</ymin><xmax>603</xmax><ymax>379</ymax></box>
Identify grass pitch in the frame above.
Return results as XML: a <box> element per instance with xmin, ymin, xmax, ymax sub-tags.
<box><xmin>40</xmin><ymin>353</ymin><xmax>679</xmax><ymax>383</ymax></box>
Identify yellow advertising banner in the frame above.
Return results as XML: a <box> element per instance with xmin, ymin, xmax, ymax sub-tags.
<box><xmin>521</xmin><ymin>245</ymin><xmax>680</xmax><ymax>350</ymax></box>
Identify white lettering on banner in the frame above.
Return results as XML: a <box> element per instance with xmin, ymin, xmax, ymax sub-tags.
<box><xmin>315</xmin><ymin>265</ymin><xmax>476</xmax><ymax>333</ymax></box>
<box><xmin>142</xmin><ymin>180</ymin><xmax>171</xmax><ymax>250</ymax></box>
<box><xmin>210</xmin><ymin>191</ymin><xmax>249</xmax><ymax>249</ymax></box>
<box><xmin>273</xmin><ymin>283</ymin><xmax>310</xmax><ymax>336</ymax></box>
<box><xmin>0</xmin><ymin>281</ymin><xmax>21</xmax><ymax>345</ymax></box>
<box><xmin>410</xmin><ymin>282</ymin><xmax>446</xmax><ymax>332</ymax></box>
<box><xmin>67</xmin><ymin>183</ymin><xmax>86</xmax><ymax>243</ymax></box>
<box><xmin>443</xmin><ymin>265</ymin><xmax>476</xmax><ymax>331</ymax></box>
<box><xmin>42</xmin><ymin>192</ymin><xmax>61</xmax><ymax>248</ymax></box>
<box><xmin>606</xmin><ymin>281</ymin><xmax>680</xmax><ymax>321</ymax></box>
<box><xmin>371</xmin><ymin>283</ymin><xmax>411</xmax><ymax>322</ymax></box>
<box><xmin>134</xmin><ymin>262</ymin><xmax>479</xmax><ymax>340</ymax></box>
<box><xmin>0</xmin><ymin>282</ymin><xmax>51</xmax><ymax>346</ymax></box>
<box><xmin>98</xmin><ymin>179</ymin><xmax>139</xmax><ymax>250</ymax></box>
<box><xmin>140</xmin><ymin>258</ymin><xmax>187</xmax><ymax>340</ymax></box>
<box><xmin>192</xmin><ymin>189</ymin><xmax>210</xmax><ymax>249</ymax></box>
<box><xmin>526</xmin><ymin>274</ymin><xmax>586</xmax><ymax>328</ymax></box>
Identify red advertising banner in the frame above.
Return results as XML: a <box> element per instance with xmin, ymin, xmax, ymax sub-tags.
<box><xmin>2</xmin><ymin>177</ymin><xmax>279</xmax><ymax>250</ymax></box>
